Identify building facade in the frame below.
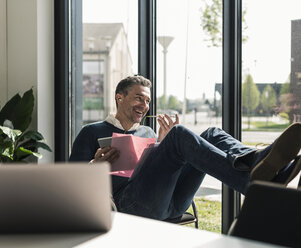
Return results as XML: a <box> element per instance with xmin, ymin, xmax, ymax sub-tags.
<box><xmin>83</xmin><ymin>23</ymin><xmax>133</xmax><ymax>123</ymax></box>
<box><xmin>290</xmin><ymin>19</ymin><xmax>301</xmax><ymax>122</ymax></box>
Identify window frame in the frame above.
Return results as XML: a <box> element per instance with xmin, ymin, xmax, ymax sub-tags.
<box><xmin>138</xmin><ymin>0</ymin><xmax>157</xmax><ymax>129</ymax></box>
<box><xmin>54</xmin><ymin>0</ymin><xmax>243</xmax><ymax>233</ymax></box>
<box><xmin>54</xmin><ymin>0</ymin><xmax>69</xmax><ymax>162</ymax></box>
<box><xmin>222</xmin><ymin>0</ymin><xmax>242</xmax><ymax>233</ymax></box>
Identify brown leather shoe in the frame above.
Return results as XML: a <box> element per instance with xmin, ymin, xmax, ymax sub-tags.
<box><xmin>250</xmin><ymin>122</ymin><xmax>301</xmax><ymax>182</ymax></box>
<box><xmin>283</xmin><ymin>156</ymin><xmax>301</xmax><ymax>185</ymax></box>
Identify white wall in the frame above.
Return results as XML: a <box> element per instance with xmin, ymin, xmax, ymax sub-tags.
<box><xmin>37</xmin><ymin>0</ymin><xmax>54</xmax><ymax>163</ymax></box>
<box><xmin>0</xmin><ymin>0</ymin><xmax>7</xmax><ymax>104</ymax></box>
<box><xmin>0</xmin><ymin>0</ymin><xmax>54</xmax><ymax>163</ymax></box>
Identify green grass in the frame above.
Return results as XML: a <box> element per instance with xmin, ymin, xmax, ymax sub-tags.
<box><xmin>186</xmin><ymin>197</ymin><xmax>221</xmax><ymax>233</ymax></box>
<box><xmin>242</xmin><ymin>121</ymin><xmax>289</xmax><ymax>131</ymax></box>
<box><xmin>241</xmin><ymin>142</ymin><xmax>269</xmax><ymax>147</ymax></box>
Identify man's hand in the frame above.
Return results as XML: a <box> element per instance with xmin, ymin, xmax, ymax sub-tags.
<box><xmin>90</xmin><ymin>146</ymin><xmax>120</xmax><ymax>164</ymax></box>
<box><xmin>157</xmin><ymin>114</ymin><xmax>179</xmax><ymax>142</ymax></box>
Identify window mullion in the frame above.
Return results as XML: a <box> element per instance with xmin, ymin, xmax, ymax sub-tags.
<box><xmin>222</xmin><ymin>0</ymin><xmax>242</xmax><ymax>234</ymax></box>
<box><xmin>138</xmin><ymin>0</ymin><xmax>156</xmax><ymax>129</ymax></box>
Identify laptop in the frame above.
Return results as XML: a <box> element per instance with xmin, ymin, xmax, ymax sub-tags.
<box><xmin>0</xmin><ymin>163</ymin><xmax>112</xmax><ymax>233</ymax></box>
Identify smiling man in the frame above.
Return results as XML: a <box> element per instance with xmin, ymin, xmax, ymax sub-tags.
<box><xmin>70</xmin><ymin>76</ymin><xmax>158</xmax><ymax>164</ymax></box>
<box><xmin>70</xmin><ymin>75</ymin><xmax>301</xmax><ymax>221</ymax></box>
<box><xmin>115</xmin><ymin>83</ymin><xmax>151</xmax><ymax>130</ymax></box>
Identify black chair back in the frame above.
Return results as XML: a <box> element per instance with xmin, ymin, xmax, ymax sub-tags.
<box><xmin>229</xmin><ymin>181</ymin><xmax>301</xmax><ymax>248</ymax></box>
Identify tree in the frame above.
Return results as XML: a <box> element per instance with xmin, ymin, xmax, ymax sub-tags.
<box><xmin>200</xmin><ymin>0</ymin><xmax>248</xmax><ymax>47</ymax></box>
<box><xmin>167</xmin><ymin>95</ymin><xmax>180</xmax><ymax>110</ymax></box>
<box><xmin>157</xmin><ymin>95</ymin><xmax>167</xmax><ymax>110</ymax></box>
<box><xmin>242</xmin><ymin>74</ymin><xmax>260</xmax><ymax>129</ymax></box>
<box><xmin>280</xmin><ymin>81</ymin><xmax>290</xmax><ymax>95</ymax></box>
<box><xmin>261</xmin><ymin>85</ymin><xmax>277</xmax><ymax>124</ymax></box>
<box><xmin>278</xmin><ymin>81</ymin><xmax>293</xmax><ymax>122</ymax></box>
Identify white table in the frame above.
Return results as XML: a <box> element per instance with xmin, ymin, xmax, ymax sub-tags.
<box><xmin>0</xmin><ymin>212</ymin><xmax>284</xmax><ymax>248</ymax></box>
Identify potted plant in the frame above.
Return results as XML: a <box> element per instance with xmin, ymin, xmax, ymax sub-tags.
<box><xmin>0</xmin><ymin>88</ymin><xmax>51</xmax><ymax>162</ymax></box>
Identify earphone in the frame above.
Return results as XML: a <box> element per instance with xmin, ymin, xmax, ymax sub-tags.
<box><xmin>118</xmin><ymin>99</ymin><xmax>122</xmax><ymax>102</ymax></box>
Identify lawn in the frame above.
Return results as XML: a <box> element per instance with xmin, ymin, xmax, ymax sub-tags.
<box><xmin>186</xmin><ymin>197</ymin><xmax>221</xmax><ymax>233</ymax></box>
<box><xmin>242</xmin><ymin>121</ymin><xmax>290</xmax><ymax>131</ymax></box>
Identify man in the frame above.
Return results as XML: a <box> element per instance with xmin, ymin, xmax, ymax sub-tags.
<box><xmin>70</xmin><ymin>75</ymin><xmax>301</xmax><ymax>220</ymax></box>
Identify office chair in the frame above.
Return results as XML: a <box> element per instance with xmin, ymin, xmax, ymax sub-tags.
<box><xmin>164</xmin><ymin>199</ymin><xmax>198</xmax><ymax>229</ymax></box>
<box><xmin>228</xmin><ymin>181</ymin><xmax>301</xmax><ymax>248</ymax></box>
<box><xmin>111</xmin><ymin>196</ymin><xmax>198</xmax><ymax>229</ymax></box>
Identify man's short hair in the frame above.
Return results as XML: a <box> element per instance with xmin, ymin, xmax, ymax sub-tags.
<box><xmin>115</xmin><ymin>75</ymin><xmax>152</xmax><ymax>107</ymax></box>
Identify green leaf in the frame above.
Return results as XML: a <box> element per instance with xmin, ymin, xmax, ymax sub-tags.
<box><xmin>14</xmin><ymin>147</ymin><xmax>32</xmax><ymax>161</ymax></box>
<box><xmin>17</xmin><ymin>130</ymin><xmax>44</xmax><ymax>143</ymax></box>
<box><xmin>1</xmin><ymin>147</ymin><xmax>13</xmax><ymax>159</ymax></box>
<box><xmin>14</xmin><ymin>147</ymin><xmax>42</xmax><ymax>161</ymax></box>
<box><xmin>0</xmin><ymin>93</ymin><xmax>21</xmax><ymax>126</ymax></box>
<box><xmin>35</xmin><ymin>141</ymin><xmax>52</xmax><ymax>152</ymax></box>
<box><xmin>0</xmin><ymin>89</ymin><xmax>34</xmax><ymax>132</ymax></box>
<box><xmin>16</xmin><ymin>139</ymin><xmax>52</xmax><ymax>153</ymax></box>
<box><xmin>0</xmin><ymin>126</ymin><xmax>22</xmax><ymax>142</ymax></box>
<box><xmin>32</xmin><ymin>151</ymin><xmax>42</xmax><ymax>159</ymax></box>
<box><xmin>0</xmin><ymin>140</ymin><xmax>14</xmax><ymax>159</ymax></box>
<box><xmin>0</xmin><ymin>88</ymin><xmax>52</xmax><ymax>162</ymax></box>
<box><xmin>13</xmin><ymin>88</ymin><xmax>35</xmax><ymax>132</ymax></box>
<box><xmin>0</xmin><ymin>154</ymin><xmax>14</xmax><ymax>163</ymax></box>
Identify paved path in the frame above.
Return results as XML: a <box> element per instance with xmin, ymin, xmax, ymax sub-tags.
<box><xmin>195</xmin><ymin>176</ymin><xmax>222</xmax><ymax>201</ymax></box>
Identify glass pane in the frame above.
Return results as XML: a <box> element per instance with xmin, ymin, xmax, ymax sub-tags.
<box><xmin>82</xmin><ymin>0</ymin><xmax>138</xmax><ymax>126</ymax></box>
<box><xmin>157</xmin><ymin>0</ymin><xmax>222</xmax><ymax>232</ymax></box>
<box><xmin>242</xmin><ymin>0</ymin><xmax>301</xmax><ymax>184</ymax></box>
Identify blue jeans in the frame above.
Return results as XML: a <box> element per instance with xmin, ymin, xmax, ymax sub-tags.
<box><xmin>114</xmin><ymin>125</ymin><xmax>256</xmax><ymax>220</ymax></box>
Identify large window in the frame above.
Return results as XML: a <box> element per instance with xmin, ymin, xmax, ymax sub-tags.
<box><xmin>80</xmin><ymin>0</ymin><xmax>138</xmax><ymax>127</ymax></box>
<box><xmin>58</xmin><ymin>0</ymin><xmax>288</xmax><ymax>234</ymax></box>
<box><xmin>241</xmin><ymin>0</ymin><xmax>301</xmax><ymax>158</ymax></box>
<box><xmin>156</xmin><ymin>0</ymin><xmax>223</xmax><ymax>231</ymax></box>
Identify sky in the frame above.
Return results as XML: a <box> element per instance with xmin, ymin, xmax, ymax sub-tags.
<box><xmin>83</xmin><ymin>0</ymin><xmax>301</xmax><ymax>101</ymax></box>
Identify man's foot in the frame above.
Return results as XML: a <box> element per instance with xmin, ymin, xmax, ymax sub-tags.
<box><xmin>250</xmin><ymin>123</ymin><xmax>301</xmax><ymax>182</ymax></box>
